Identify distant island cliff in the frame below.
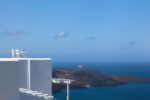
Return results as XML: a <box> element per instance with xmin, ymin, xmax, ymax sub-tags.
<box><xmin>52</xmin><ymin>69</ymin><xmax>150</xmax><ymax>92</ymax></box>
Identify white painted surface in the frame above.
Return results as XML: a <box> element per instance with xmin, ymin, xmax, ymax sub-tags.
<box><xmin>19</xmin><ymin>58</ymin><xmax>52</xmax><ymax>96</ymax></box>
<box><xmin>0</xmin><ymin>58</ymin><xmax>51</xmax><ymax>61</ymax></box>
<box><xmin>0</xmin><ymin>58</ymin><xmax>53</xmax><ymax>100</ymax></box>
<box><xmin>30</xmin><ymin>60</ymin><xmax>52</xmax><ymax>95</ymax></box>
<box><xmin>27</xmin><ymin>59</ymin><xmax>31</xmax><ymax>91</ymax></box>
<box><xmin>0</xmin><ymin>61</ymin><xmax>19</xmax><ymax>100</ymax></box>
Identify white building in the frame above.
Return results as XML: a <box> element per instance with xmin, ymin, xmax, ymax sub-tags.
<box><xmin>0</xmin><ymin>49</ymin><xmax>73</xmax><ymax>100</ymax></box>
<box><xmin>0</xmin><ymin>50</ymin><xmax>53</xmax><ymax>100</ymax></box>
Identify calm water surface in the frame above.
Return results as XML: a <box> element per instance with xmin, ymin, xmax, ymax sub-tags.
<box><xmin>53</xmin><ymin>62</ymin><xmax>150</xmax><ymax>100</ymax></box>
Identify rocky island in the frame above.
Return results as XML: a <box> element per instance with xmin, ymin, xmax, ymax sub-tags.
<box><xmin>52</xmin><ymin>69</ymin><xmax>150</xmax><ymax>92</ymax></box>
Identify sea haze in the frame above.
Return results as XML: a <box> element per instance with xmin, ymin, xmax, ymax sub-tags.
<box><xmin>53</xmin><ymin>62</ymin><xmax>150</xmax><ymax>100</ymax></box>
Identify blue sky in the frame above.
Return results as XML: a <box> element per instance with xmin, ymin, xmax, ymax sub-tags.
<box><xmin>0</xmin><ymin>0</ymin><xmax>150</xmax><ymax>62</ymax></box>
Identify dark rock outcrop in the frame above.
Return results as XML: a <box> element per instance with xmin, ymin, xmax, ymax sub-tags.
<box><xmin>52</xmin><ymin>69</ymin><xmax>150</xmax><ymax>92</ymax></box>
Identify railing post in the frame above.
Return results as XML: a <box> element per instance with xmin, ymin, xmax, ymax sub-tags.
<box><xmin>66</xmin><ymin>82</ymin><xmax>70</xmax><ymax>100</ymax></box>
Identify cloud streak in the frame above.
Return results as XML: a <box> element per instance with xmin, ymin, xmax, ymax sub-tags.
<box><xmin>55</xmin><ymin>31</ymin><xmax>70</xmax><ymax>38</ymax></box>
<box><xmin>129</xmin><ymin>41</ymin><xmax>137</xmax><ymax>45</ymax></box>
<box><xmin>86</xmin><ymin>36</ymin><xmax>96</xmax><ymax>40</ymax></box>
<box><xmin>0</xmin><ymin>30</ymin><xmax>27</xmax><ymax>36</ymax></box>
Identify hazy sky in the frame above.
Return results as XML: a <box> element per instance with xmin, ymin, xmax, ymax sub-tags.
<box><xmin>0</xmin><ymin>0</ymin><xmax>150</xmax><ymax>62</ymax></box>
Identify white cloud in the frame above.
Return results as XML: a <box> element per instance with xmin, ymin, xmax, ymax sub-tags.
<box><xmin>57</xmin><ymin>32</ymin><xmax>65</xmax><ymax>37</ymax></box>
<box><xmin>55</xmin><ymin>31</ymin><xmax>69</xmax><ymax>38</ymax></box>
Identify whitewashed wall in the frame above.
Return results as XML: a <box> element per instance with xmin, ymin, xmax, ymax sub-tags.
<box><xmin>0</xmin><ymin>58</ymin><xmax>52</xmax><ymax>100</ymax></box>
<box><xmin>19</xmin><ymin>60</ymin><xmax>28</xmax><ymax>89</ymax></box>
<box><xmin>0</xmin><ymin>61</ymin><xmax>19</xmax><ymax>100</ymax></box>
<box><xmin>19</xmin><ymin>59</ymin><xmax>52</xmax><ymax>96</ymax></box>
<box><xmin>30</xmin><ymin>60</ymin><xmax>52</xmax><ymax>95</ymax></box>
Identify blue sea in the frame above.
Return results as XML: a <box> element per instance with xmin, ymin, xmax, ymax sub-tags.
<box><xmin>53</xmin><ymin>62</ymin><xmax>150</xmax><ymax>100</ymax></box>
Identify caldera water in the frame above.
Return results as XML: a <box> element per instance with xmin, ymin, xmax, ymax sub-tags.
<box><xmin>54</xmin><ymin>62</ymin><xmax>150</xmax><ymax>100</ymax></box>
